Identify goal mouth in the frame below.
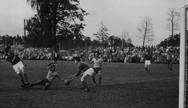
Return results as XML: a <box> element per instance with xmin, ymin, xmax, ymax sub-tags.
<box><xmin>179</xmin><ymin>5</ymin><xmax>188</xmax><ymax>108</ymax></box>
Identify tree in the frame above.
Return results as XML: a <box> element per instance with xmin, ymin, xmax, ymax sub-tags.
<box><xmin>167</xmin><ymin>8</ymin><xmax>180</xmax><ymax>37</ymax></box>
<box><xmin>93</xmin><ymin>21</ymin><xmax>109</xmax><ymax>46</ymax></box>
<box><xmin>157</xmin><ymin>33</ymin><xmax>180</xmax><ymax>47</ymax></box>
<box><xmin>26</xmin><ymin>0</ymin><xmax>88</xmax><ymax>47</ymax></box>
<box><xmin>83</xmin><ymin>37</ymin><xmax>91</xmax><ymax>47</ymax></box>
<box><xmin>127</xmin><ymin>37</ymin><xmax>132</xmax><ymax>46</ymax></box>
<box><xmin>0</xmin><ymin>35</ymin><xmax>24</xmax><ymax>46</ymax></box>
<box><xmin>121</xmin><ymin>32</ymin><xmax>129</xmax><ymax>48</ymax></box>
<box><xmin>108</xmin><ymin>35</ymin><xmax>120</xmax><ymax>47</ymax></box>
<box><xmin>24</xmin><ymin>15</ymin><xmax>44</xmax><ymax>47</ymax></box>
<box><xmin>137</xmin><ymin>17</ymin><xmax>154</xmax><ymax>48</ymax></box>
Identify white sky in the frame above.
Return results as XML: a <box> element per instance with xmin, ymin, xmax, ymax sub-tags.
<box><xmin>0</xmin><ymin>0</ymin><xmax>187</xmax><ymax>46</ymax></box>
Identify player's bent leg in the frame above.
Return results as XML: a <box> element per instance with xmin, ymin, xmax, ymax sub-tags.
<box><xmin>98</xmin><ymin>70</ymin><xmax>102</xmax><ymax>85</ymax></box>
<box><xmin>80</xmin><ymin>68</ymin><xmax>95</xmax><ymax>92</ymax></box>
<box><xmin>18</xmin><ymin>73</ymin><xmax>26</xmax><ymax>88</ymax></box>
<box><xmin>91</xmin><ymin>76</ymin><xmax>97</xmax><ymax>85</ymax></box>
<box><xmin>145</xmin><ymin>65</ymin><xmax>148</xmax><ymax>72</ymax></box>
<box><xmin>30</xmin><ymin>81</ymin><xmax>43</xmax><ymax>87</ymax></box>
<box><xmin>145</xmin><ymin>64</ymin><xmax>149</xmax><ymax>72</ymax></box>
<box><xmin>20</xmin><ymin>62</ymin><xmax>30</xmax><ymax>84</ymax></box>
<box><xmin>23</xmin><ymin>72</ymin><xmax>29</xmax><ymax>84</ymax></box>
<box><xmin>80</xmin><ymin>73</ymin><xmax>88</xmax><ymax>90</ymax></box>
<box><xmin>19</xmin><ymin>71</ymin><xmax>30</xmax><ymax>88</ymax></box>
<box><xmin>147</xmin><ymin>65</ymin><xmax>150</xmax><ymax>72</ymax></box>
<box><xmin>15</xmin><ymin>62</ymin><xmax>30</xmax><ymax>88</ymax></box>
<box><xmin>144</xmin><ymin>61</ymin><xmax>148</xmax><ymax>72</ymax></box>
<box><xmin>30</xmin><ymin>79</ymin><xmax>48</xmax><ymax>87</ymax></box>
<box><xmin>148</xmin><ymin>61</ymin><xmax>151</xmax><ymax>72</ymax></box>
<box><xmin>81</xmin><ymin>80</ymin><xmax>90</xmax><ymax>92</ymax></box>
<box><xmin>14</xmin><ymin>64</ymin><xmax>26</xmax><ymax>87</ymax></box>
<box><xmin>44</xmin><ymin>82</ymin><xmax>51</xmax><ymax>90</ymax></box>
<box><xmin>148</xmin><ymin>65</ymin><xmax>151</xmax><ymax>72</ymax></box>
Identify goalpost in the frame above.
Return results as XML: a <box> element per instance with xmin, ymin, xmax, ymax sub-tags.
<box><xmin>179</xmin><ymin>4</ymin><xmax>187</xmax><ymax>108</ymax></box>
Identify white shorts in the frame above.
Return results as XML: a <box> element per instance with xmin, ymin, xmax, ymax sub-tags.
<box><xmin>81</xmin><ymin>68</ymin><xmax>95</xmax><ymax>82</ymax></box>
<box><xmin>145</xmin><ymin>60</ymin><xmax>151</xmax><ymax>66</ymax></box>
<box><xmin>13</xmin><ymin>61</ymin><xmax>25</xmax><ymax>74</ymax></box>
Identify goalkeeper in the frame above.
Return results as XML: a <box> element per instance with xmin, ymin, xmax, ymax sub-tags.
<box><xmin>29</xmin><ymin>62</ymin><xmax>63</xmax><ymax>90</ymax></box>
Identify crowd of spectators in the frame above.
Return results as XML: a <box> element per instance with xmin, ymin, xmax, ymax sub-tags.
<box><xmin>1</xmin><ymin>46</ymin><xmax>179</xmax><ymax>64</ymax></box>
<box><xmin>18</xmin><ymin>48</ymin><xmax>52</xmax><ymax>60</ymax></box>
<box><xmin>68</xmin><ymin>46</ymin><xmax>179</xmax><ymax>64</ymax></box>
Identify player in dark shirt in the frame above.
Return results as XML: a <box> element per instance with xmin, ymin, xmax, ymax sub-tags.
<box><xmin>6</xmin><ymin>53</ymin><xmax>21</xmax><ymax>65</ymax></box>
<box><xmin>144</xmin><ymin>51</ymin><xmax>152</xmax><ymax>72</ymax></box>
<box><xmin>75</xmin><ymin>62</ymin><xmax>90</xmax><ymax>77</ymax></box>
<box><xmin>73</xmin><ymin>57</ymin><xmax>97</xmax><ymax>92</ymax></box>
<box><xmin>4</xmin><ymin>46</ymin><xmax>30</xmax><ymax>88</ymax></box>
<box><xmin>145</xmin><ymin>53</ymin><xmax>152</xmax><ymax>61</ymax></box>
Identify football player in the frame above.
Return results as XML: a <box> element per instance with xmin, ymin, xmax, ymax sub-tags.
<box><xmin>73</xmin><ymin>57</ymin><xmax>97</xmax><ymax>92</ymax></box>
<box><xmin>4</xmin><ymin>46</ymin><xmax>30</xmax><ymax>88</ymax></box>
<box><xmin>91</xmin><ymin>52</ymin><xmax>103</xmax><ymax>85</ymax></box>
<box><xmin>144</xmin><ymin>51</ymin><xmax>152</xmax><ymax>73</ymax></box>
<box><xmin>29</xmin><ymin>62</ymin><xmax>62</xmax><ymax>90</ymax></box>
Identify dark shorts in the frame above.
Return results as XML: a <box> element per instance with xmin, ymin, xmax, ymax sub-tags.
<box><xmin>93</xmin><ymin>67</ymin><xmax>102</xmax><ymax>73</ymax></box>
<box><xmin>54</xmin><ymin>57</ymin><xmax>58</xmax><ymax>61</ymax></box>
<box><xmin>40</xmin><ymin>79</ymin><xmax>51</xmax><ymax>85</ymax></box>
<box><xmin>167</xmin><ymin>59</ymin><xmax>172</xmax><ymax>64</ymax></box>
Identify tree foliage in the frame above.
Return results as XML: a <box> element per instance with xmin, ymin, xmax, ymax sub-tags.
<box><xmin>93</xmin><ymin>21</ymin><xmax>109</xmax><ymax>45</ymax></box>
<box><xmin>157</xmin><ymin>33</ymin><xmax>180</xmax><ymax>48</ymax></box>
<box><xmin>167</xmin><ymin>8</ymin><xmax>180</xmax><ymax>37</ymax></box>
<box><xmin>108</xmin><ymin>35</ymin><xmax>133</xmax><ymax>48</ymax></box>
<box><xmin>0</xmin><ymin>35</ymin><xmax>24</xmax><ymax>46</ymax></box>
<box><xmin>26</xmin><ymin>0</ymin><xmax>88</xmax><ymax>47</ymax></box>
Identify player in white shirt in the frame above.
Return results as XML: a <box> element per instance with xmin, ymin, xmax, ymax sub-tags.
<box><xmin>91</xmin><ymin>52</ymin><xmax>103</xmax><ymax>85</ymax></box>
<box><xmin>30</xmin><ymin>62</ymin><xmax>62</xmax><ymax>90</ymax></box>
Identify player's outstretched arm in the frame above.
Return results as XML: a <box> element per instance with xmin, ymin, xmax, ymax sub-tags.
<box><xmin>21</xmin><ymin>59</ymin><xmax>27</xmax><ymax>67</ymax></box>
<box><xmin>55</xmin><ymin>74</ymin><xmax>62</xmax><ymax>80</ymax></box>
<box><xmin>74</xmin><ymin>70</ymin><xmax>82</xmax><ymax>77</ymax></box>
<box><xmin>69</xmin><ymin>74</ymin><xmax>77</xmax><ymax>80</ymax></box>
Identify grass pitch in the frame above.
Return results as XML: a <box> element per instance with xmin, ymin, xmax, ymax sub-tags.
<box><xmin>0</xmin><ymin>60</ymin><xmax>179</xmax><ymax>108</ymax></box>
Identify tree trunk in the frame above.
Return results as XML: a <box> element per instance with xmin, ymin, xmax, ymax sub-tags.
<box><xmin>52</xmin><ymin>1</ymin><xmax>58</xmax><ymax>48</ymax></box>
<box><xmin>142</xmin><ymin>21</ymin><xmax>148</xmax><ymax>49</ymax></box>
<box><xmin>142</xmin><ymin>34</ymin><xmax>146</xmax><ymax>49</ymax></box>
<box><xmin>171</xmin><ymin>19</ymin><xmax>174</xmax><ymax>37</ymax></box>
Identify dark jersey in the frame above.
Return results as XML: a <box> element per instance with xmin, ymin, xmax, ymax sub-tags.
<box><xmin>144</xmin><ymin>53</ymin><xmax>152</xmax><ymax>60</ymax></box>
<box><xmin>6</xmin><ymin>53</ymin><xmax>21</xmax><ymax>65</ymax></box>
<box><xmin>167</xmin><ymin>53</ymin><xmax>172</xmax><ymax>60</ymax></box>
<box><xmin>75</xmin><ymin>63</ymin><xmax>90</xmax><ymax>77</ymax></box>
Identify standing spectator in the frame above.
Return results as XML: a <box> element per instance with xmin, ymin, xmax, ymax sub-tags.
<box><xmin>166</xmin><ymin>52</ymin><xmax>173</xmax><ymax>71</ymax></box>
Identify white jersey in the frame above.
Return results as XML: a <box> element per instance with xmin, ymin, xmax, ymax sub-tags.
<box><xmin>46</xmin><ymin>71</ymin><xmax>58</xmax><ymax>81</ymax></box>
<box><xmin>92</xmin><ymin>58</ymin><xmax>103</xmax><ymax>68</ymax></box>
